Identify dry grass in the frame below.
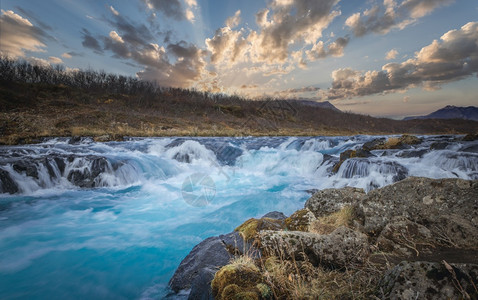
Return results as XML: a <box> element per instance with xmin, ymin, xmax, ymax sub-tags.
<box><xmin>309</xmin><ymin>205</ymin><xmax>354</xmax><ymax>235</ymax></box>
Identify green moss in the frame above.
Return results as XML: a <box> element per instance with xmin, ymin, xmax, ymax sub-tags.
<box><xmin>235</xmin><ymin>218</ymin><xmax>261</xmax><ymax>241</ymax></box>
<box><xmin>256</xmin><ymin>283</ymin><xmax>272</xmax><ymax>298</ymax></box>
<box><xmin>211</xmin><ymin>260</ymin><xmax>266</xmax><ymax>300</ymax></box>
<box><xmin>285</xmin><ymin>209</ymin><xmax>314</xmax><ymax>231</ymax></box>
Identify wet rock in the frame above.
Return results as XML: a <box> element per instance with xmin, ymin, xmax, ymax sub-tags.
<box><xmin>332</xmin><ymin>149</ymin><xmax>374</xmax><ymax>173</ymax></box>
<box><xmin>338</xmin><ymin>159</ymin><xmax>408</xmax><ymax>183</ymax></box>
<box><xmin>462</xmin><ymin>133</ymin><xmax>478</xmax><ymax>141</ymax></box>
<box><xmin>214</xmin><ymin>144</ymin><xmax>243</xmax><ymax>166</ymax></box>
<box><xmin>0</xmin><ymin>169</ymin><xmax>18</xmax><ymax>194</ymax></box>
<box><xmin>169</xmin><ymin>232</ymin><xmax>245</xmax><ymax>294</ymax></box>
<box><xmin>396</xmin><ymin>149</ymin><xmax>429</xmax><ymax>158</ymax></box>
<box><xmin>430</xmin><ymin>141</ymin><xmax>452</xmax><ymax>150</ymax></box>
<box><xmin>305</xmin><ymin>186</ymin><xmax>365</xmax><ymax>218</ymax></box>
<box><xmin>259</xmin><ymin>226</ymin><xmax>370</xmax><ymax>268</ymax></box>
<box><xmin>378</xmin><ymin>261</ymin><xmax>478</xmax><ymax>300</ymax></box>
<box><xmin>12</xmin><ymin>161</ymin><xmax>39</xmax><ymax>179</ymax></box>
<box><xmin>363</xmin><ymin>135</ymin><xmax>422</xmax><ymax>151</ymax></box>
<box><xmin>66</xmin><ymin>157</ymin><xmax>111</xmax><ymax>188</ymax></box>
<box><xmin>461</xmin><ymin>144</ymin><xmax>478</xmax><ymax>153</ymax></box>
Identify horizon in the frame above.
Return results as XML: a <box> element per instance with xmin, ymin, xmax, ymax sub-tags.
<box><xmin>1</xmin><ymin>0</ymin><xmax>477</xmax><ymax>118</ymax></box>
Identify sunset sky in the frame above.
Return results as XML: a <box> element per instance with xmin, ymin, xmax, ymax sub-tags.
<box><xmin>1</xmin><ymin>0</ymin><xmax>477</xmax><ymax>118</ymax></box>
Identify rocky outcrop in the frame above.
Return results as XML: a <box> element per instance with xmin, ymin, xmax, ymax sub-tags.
<box><xmin>259</xmin><ymin>226</ymin><xmax>370</xmax><ymax>268</ymax></box>
<box><xmin>169</xmin><ymin>232</ymin><xmax>245</xmax><ymax>294</ymax></box>
<box><xmin>378</xmin><ymin>261</ymin><xmax>478</xmax><ymax>300</ymax></box>
<box><xmin>169</xmin><ymin>177</ymin><xmax>478</xmax><ymax>299</ymax></box>
<box><xmin>305</xmin><ymin>186</ymin><xmax>365</xmax><ymax>218</ymax></box>
<box><xmin>359</xmin><ymin>177</ymin><xmax>478</xmax><ymax>248</ymax></box>
<box><xmin>0</xmin><ymin>168</ymin><xmax>18</xmax><ymax>194</ymax></box>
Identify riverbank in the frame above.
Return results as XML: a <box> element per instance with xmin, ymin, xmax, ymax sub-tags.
<box><xmin>169</xmin><ymin>176</ymin><xmax>478</xmax><ymax>299</ymax></box>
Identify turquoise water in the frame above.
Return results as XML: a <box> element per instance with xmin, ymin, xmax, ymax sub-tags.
<box><xmin>0</xmin><ymin>136</ymin><xmax>476</xmax><ymax>299</ymax></box>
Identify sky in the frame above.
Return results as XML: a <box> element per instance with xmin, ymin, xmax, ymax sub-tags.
<box><xmin>0</xmin><ymin>0</ymin><xmax>477</xmax><ymax>118</ymax></box>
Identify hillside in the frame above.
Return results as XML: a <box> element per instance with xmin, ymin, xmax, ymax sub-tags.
<box><xmin>404</xmin><ymin>105</ymin><xmax>478</xmax><ymax>121</ymax></box>
<box><xmin>1</xmin><ymin>58</ymin><xmax>477</xmax><ymax>144</ymax></box>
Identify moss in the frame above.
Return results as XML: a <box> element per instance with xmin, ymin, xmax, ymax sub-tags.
<box><xmin>235</xmin><ymin>218</ymin><xmax>261</xmax><ymax>241</ymax></box>
<box><xmin>235</xmin><ymin>217</ymin><xmax>284</xmax><ymax>241</ymax></box>
<box><xmin>285</xmin><ymin>209</ymin><xmax>315</xmax><ymax>231</ymax></box>
<box><xmin>211</xmin><ymin>261</ymin><xmax>263</xmax><ymax>300</ymax></box>
<box><xmin>256</xmin><ymin>283</ymin><xmax>271</xmax><ymax>298</ymax></box>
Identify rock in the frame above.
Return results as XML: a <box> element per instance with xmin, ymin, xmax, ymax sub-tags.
<box><xmin>0</xmin><ymin>169</ymin><xmax>18</xmax><ymax>194</ymax></box>
<box><xmin>235</xmin><ymin>217</ymin><xmax>285</xmax><ymax>241</ymax></box>
<box><xmin>359</xmin><ymin>177</ymin><xmax>478</xmax><ymax>248</ymax></box>
<box><xmin>462</xmin><ymin>133</ymin><xmax>478</xmax><ymax>141</ymax></box>
<box><xmin>188</xmin><ymin>267</ymin><xmax>216</xmax><ymax>300</ymax></box>
<box><xmin>362</xmin><ymin>138</ymin><xmax>387</xmax><ymax>151</ymax></box>
<box><xmin>261</xmin><ymin>211</ymin><xmax>287</xmax><ymax>220</ymax></box>
<box><xmin>284</xmin><ymin>208</ymin><xmax>316</xmax><ymax>231</ymax></box>
<box><xmin>430</xmin><ymin>141</ymin><xmax>451</xmax><ymax>150</ymax></box>
<box><xmin>66</xmin><ymin>156</ymin><xmax>111</xmax><ymax>188</ymax></box>
<box><xmin>338</xmin><ymin>159</ymin><xmax>408</xmax><ymax>183</ymax></box>
<box><xmin>378</xmin><ymin>261</ymin><xmax>478</xmax><ymax>300</ymax></box>
<box><xmin>305</xmin><ymin>186</ymin><xmax>365</xmax><ymax>218</ymax></box>
<box><xmin>259</xmin><ymin>226</ymin><xmax>370</xmax><ymax>268</ymax></box>
<box><xmin>12</xmin><ymin>161</ymin><xmax>39</xmax><ymax>179</ymax></box>
<box><xmin>214</xmin><ymin>145</ymin><xmax>243</xmax><ymax>166</ymax></box>
<box><xmin>363</xmin><ymin>135</ymin><xmax>422</xmax><ymax>151</ymax></box>
<box><xmin>376</xmin><ymin>216</ymin><xmax>437</xmax><ymax>257</ymax></box>
<box><xmin>169</xmin><ymin>232</ymin><xmax>245</xmax><ymax>294</ymax></box>
<box><xmin>396</xmin><ymin>149</ymin><xmax>429</xmax><ymax>158</ymax></box>
<box><xmin>332</xmin><ymin>149</ymin><xmax>374</xmax><ymax>173</ymax></box>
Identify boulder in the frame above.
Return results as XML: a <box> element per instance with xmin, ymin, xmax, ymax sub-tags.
<box><xmin>305</xmin><ymin>186</ymin><xmax>365</xmax><ymax>218</ymax></box>
<box><xmin>362</xmin><ymin>135</ymin><xmax>422</xmax><ymax>151</ymax></box>
<box><xmin>376</xmin><ymin>216</ymin><xmax>437</xmax><ymax>257</ymax></box>
<box><xmin>284</xmin><ymin>208</ymin><xmax>316</xmax><ymax>231</ymax></box>
<box><xmin>0</xmin><ymin>169</ymin><xmax>18</xmax><ymax>194</ymax></box>
<box><xmin>378</xmin><ymin>261</ymin><xmax>478</xmax><ymax>300</ymax></box>
<box><xmin>359</xmin><ymin>177</ymin><xmax>478</xmax><ymax>248</ymax></box>
<box><xmin>259</xmin><ymin>226</ymin><xmax>370</xmax><ymax>268</ymax></box>
<box><xmin>261</xmin><ymin>211</ymin><xmax>286</xmax><ymax>220</ymax></box>
<box><xmin>169</xmin><ymin>232</ymin><xmax>245</xmax><ymax>294</ymax></box>
<box><xmin>332</xmin><ymin>149</ymin><xmax>374</xmax><ymax>173</ymax></box>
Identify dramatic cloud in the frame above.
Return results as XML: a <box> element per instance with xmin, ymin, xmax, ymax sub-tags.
<box><xmin>324</xmin><ymin>22</ymin><xmax>478</xmax><ymax>100</ymax></box>
<box><xmin>385</xmin><ymin>49</ymin><xmax>398</xmax><ymax>60</ymax></box>
<box><xmin>137</xmin><ymin>41</ymin><xmax>207</xmax><ymax>88</ymax></box>
<box><xmin>345</xmin><ymin>0</ymin><xmax>454</xmax><ymax>37</ymax></box>
<box><xmin>61</xmin><ymin>51</ymin><xmax>81</xmax><ymax>59</ymax></box>
<box><xmin>205</xmin><ymin>0</ymin><xmax>342</xmax><ymax>81</ymax></box>
<box><xmin>274</xmin><ymin>86</ymin><xmax>321</xmax><ymax>98</ymax></box>
<box><xmin>0</xmin><ymin>10</ymin><xmax>47</xmax><ymax>57</ymax></box>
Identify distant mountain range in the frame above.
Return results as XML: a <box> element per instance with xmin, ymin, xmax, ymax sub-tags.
<box><xmin>293</xmin><ymin>100</ymin><xmax>341</xmax><ymax>112</ymax></box>
<box><xmin>404</xmin><ymin>105</ymin><xmax>478</xmax><ymax>121</ymax></box>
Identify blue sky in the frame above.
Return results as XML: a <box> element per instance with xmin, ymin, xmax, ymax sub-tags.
<box><xmin>1</xmin><ymin>0</ymin><xmax>477</xmax><ymax>118</ymax></box>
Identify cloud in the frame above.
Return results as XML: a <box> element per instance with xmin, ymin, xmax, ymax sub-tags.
<box><xmin>48</xmin><ymin>56</ymin><xmax>63</xmax><ymax>64</ymax></box>
<box><xmin>109</xmin><ymin>5</ymin><xmax>120</xmax><ymax>16</ymax></box>
<box><xmin>403</xmin><ymin>96</ymin><xmax>410</xmax><ymax>102</ymax></box>
<box><xmin>137</xmin><ymin>41</ymin><xmax>207</xmax><ymax>88</ymax></box>
<box><xmin>306</xmin><ymin>37</ymin><xmax>349</xmax><ymax>61</ymax></box>
<box><xmin>226</xmin><ymin>10</ymin><xmax>241</xmax><ymax>28</ymax></box>
<box><xmin>61</xmin><ymin>51</ymin><xmax>81</xmax><ymax>59</ymax></box>
<box><xmin>324</xmin><ymin>22</ymin><xmax>478</xmax><ymax>100</ymax></box>
<box><xmin>345</xmin><ymin>0</ymin><xmax>454</xmax><ymax>37</ymax></box>
<box><xmin>274</xmin><ymin>86</ymin><xmax>321</xmax><ymax>98</ymax></box>
<box><xmin>27</xmin><ymin>57</ymin><xmax>51</xmax><ymax>67</ymax></box>
<box><xmin>109</xmin><ymin>31</ymin><xmax>124</xmax><ymax>43</ymax></box>
<box><xmin>386</xmin><ymin>49</ymin><xmax>398</xmax><ymax>60</ymax></box>
<box><xmin>81</xmin><ymin>28</ymin><xmax>103</xmax><ymax>53</ymax></box>
<box><xmin>142</xmin><ymin>0</ymin><xmax>184</xmax><ymax>20</ymax></box>
<box><xmin>106</xmin><ymin>14</ymin><xmax>154</xmax><ymax>47</ymax></box>
<box><xmin>0</xmin><ymin>10</ymin><xmax>47</xmax><ymax>57</ymax></box>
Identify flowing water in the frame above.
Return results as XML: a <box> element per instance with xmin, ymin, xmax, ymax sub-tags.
<box><xmin>0</xmin><ymin>135</ymin><xmax>477</xmax><ymax>299</ymax></box>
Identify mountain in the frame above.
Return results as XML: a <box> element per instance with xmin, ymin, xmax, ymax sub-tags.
<box><xmin>404</xmin><ymin>105</ymin><xmax>478</xmax><ymax>121</ymax></box>
<box><xmin>294</xmin><ymin>100</ymin><xmax>341</xmax><ymax>112</ymax></box>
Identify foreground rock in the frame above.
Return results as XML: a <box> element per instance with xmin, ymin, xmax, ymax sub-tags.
<box><xmin>259</xmin><ymin>226</ymin><xmax>370</xmax><ymax>267</ymax></box>
<box><xmin>378</xmin><ymin>261</ymin><xmax>478</xmax><ymax>300</ymax></box>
